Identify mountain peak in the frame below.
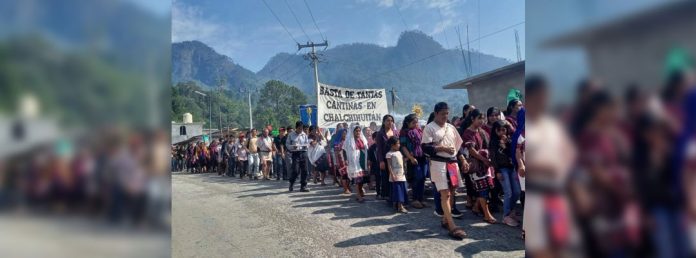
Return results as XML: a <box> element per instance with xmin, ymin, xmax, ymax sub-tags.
<box><xmin>171</xmin><ymin>40</ymin><xmax>257</xmax><ymax>90</ymax></box>
<box><xmin>175</xmin><ymin>40</ymin><xmax>214</xmax><ymax>52</ymax></box>
<box><xmin>395</xmin><ymin>30</ymin><xmax>443</xmax><ymax>52</ymax></box>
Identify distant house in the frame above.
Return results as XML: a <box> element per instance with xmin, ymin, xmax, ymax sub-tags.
<box><xmin>442</xmin><ymin>61</ymin><xmax>525</xmax><ymax>111</ymax></box>
<box><xmin>544</xmin><ymin>0</ymin><xmax>696</xmax><ymax>94</ymax></box>
<box><xmin>172</xmin><ymin>122</ymin><xmax>204</xmax><ymax>145</ymax></box>
<box><xmin>0</xmin><ymin>116</ymin><xmax>62</xmax><ymax>159</ymax></box>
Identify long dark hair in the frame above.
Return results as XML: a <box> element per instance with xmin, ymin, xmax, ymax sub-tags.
<box><xmin>401</xmin><ymin>113</ymin><xmax>418</xmax><ymax>132</ymax></box>
<box><xmin>487</xmin><ymin>107</ymin><xmax>500</xmax><ymax>121</ymax></box>
<box><xmin>571</xmin><ymin>90</ymin><xmax>614</xmax><ymax>138</ymax></box>
<box><xmin>381</xmin><ymin>114</ymin><xmax>395</xmax><ymax>132</ymax></box>
<box><xmin>460</xmin><ymin>109</ymin><xmax>488</xmax><ymax>146</ymax></box>
<box><xmin>461</xmin><ymin>109</ymin><xmax>483</xmax><ymax>132</ymax></box>
<box><xmin>505</xmin><ymin>99</ymin><xmax>521</xmax><ymax>116</ymax></box>
<box><xmin>462</xmin><ymin>104</ymin><xmax>473</xmax><ymax>117</ymax></box>
<box><xmin>426</xmin><ymin>112</ymin><xmax>435</xmax><ymax>124</ymax></box>
<box><xmin>489</xmin><ymin>120</ymin><xmax>508</xmax><ymax>153</ymax></box>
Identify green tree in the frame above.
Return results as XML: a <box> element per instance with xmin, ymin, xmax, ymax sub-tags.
<box><xmin>171</xmin><ymin>81</ymin><xmax>250</xmax><ymax>130</ymax></box>
<box><xmin>253</xmin><ymin>80</ymin><xmax>307</xmax><ymax>129</ymax></box>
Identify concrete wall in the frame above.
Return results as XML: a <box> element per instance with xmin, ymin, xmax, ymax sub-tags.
<box><xmin>467</xmin><ymin>68</ymin><xmax>525</xmax><ymax>111</ymax></box>
<box><xmin>172</xmin><ymin>123</ymin><xmax>204</xmax><ymax>144</ymax></box>
<box><xmin>587</xmin><ymin>12</ymin><xmax>696</xmax><ymax>95</ymax></box>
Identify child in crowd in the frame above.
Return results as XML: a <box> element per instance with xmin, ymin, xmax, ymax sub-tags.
<box><xmin>386</xmin><ymin>136</ymin><xmax>408</xmax><ymax>213</ymax></box>
<box><xmin>236</xmin><ymin>135</ymin><xmax>248</xmax><ymax>179</ymax></box>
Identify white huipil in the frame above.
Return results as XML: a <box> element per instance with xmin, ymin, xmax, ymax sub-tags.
<box><xmin>342</xmin><ymin>125</ymin><xmax>368</xmax><ymax>180</ymax></box>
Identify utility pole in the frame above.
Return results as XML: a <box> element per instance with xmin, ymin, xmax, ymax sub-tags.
<box><xmin>466</xmin><ymin>25</ymin><xmax>472</xmax><ymax>76</ymax></box>
<box><xmin>217</xmin><ymin>77</ymin><xmax>225</xmax><ymax>137</ymax></box>
<box><xmin>455</xmin><ymin>26</ymin><xmax>470</xmax><ymax>77</ymax></box>
<box><xmin>240</xmin><ymin>87</ymin><xmax>254</xmax><ymax>129</ymax></box>
<box><xmin>210</xmin><ymin>91</ymin><xmax>213</xmax><ymax>139</ymax></box>
<box><xmin>514</xmin><ymin>29</ymin><xmax>522</xmax><ymax>62</ymax></box>
<box><xmin>248</xmin><ymin>90</ymin><xmax>253</xmax><ymax>129</ymax></box>
<box><xmin>389</xmin><ymin>87</ymin><xmax>398</xmax><ymax>115</ymax></box>
<box><xmin>194</xmin><ymin>90</ymin><xmax>211</xmax><ymax>142</ymax></box>
<box><xmin>297</xmin><ymin>40</ymin><xmax>328</xmax><ymax>102</ymax></box>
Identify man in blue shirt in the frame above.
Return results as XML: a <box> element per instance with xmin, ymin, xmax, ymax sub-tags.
<box><xmin>286</xmin><ymin>121</ymin><xmax>310</xmax><ymax>192</ymax></box>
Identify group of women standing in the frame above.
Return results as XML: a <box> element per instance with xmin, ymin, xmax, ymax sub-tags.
<box><xmin>458</xmin><ymin>100</ymin><xmax>525</xmax><ymax>227</ymax></box>
<box><xmin>177</xmin><ymin>141</ymin><xmax>221</xmax><ymax>174</ymax></box>
<box><xmin>323</xmin><ymin>99</ymin><xmax>525</xmax><ymax>230</ymax></box>
<box><xmin>326</xmin><ymin>116</ymin><xmax>406</xmax><ymax>207</ymax></box>
<box><xmin>174</xmin><ymin>99</ymin><xmax>526</xmax><ymax>241</ymax></box>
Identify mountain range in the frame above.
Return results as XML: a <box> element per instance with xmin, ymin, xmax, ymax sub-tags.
<box><xmin>172</xmin><ymin>30</ymin><xmax>513</xmax><ymax>113</ymax></box>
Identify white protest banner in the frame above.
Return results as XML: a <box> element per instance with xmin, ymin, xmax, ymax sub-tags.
<box><xmin>317</xmin><ymin>83</ymin><xmax>388</xmax><ymax>128</ymax></box>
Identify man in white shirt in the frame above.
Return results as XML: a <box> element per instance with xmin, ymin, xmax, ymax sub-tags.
<box><xmin>524</xmin><ymin>75</ymin><xmax>579</xmax><ymax>257</ymax></box>
<box><xmin>421</xmin><ymin>102</ymin><xmax>467</xmax><ymax>240</ymax></box>
<box><xmin>286</xmin><ymin>121</ymin><xmax>310</xmax><ymax>192</ymax></box>
<box><xmin>258</xmin><ymin>129</ymin><xmax>276</xmax><ymax>180</ymax></box>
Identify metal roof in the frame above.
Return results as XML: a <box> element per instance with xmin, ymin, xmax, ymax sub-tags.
<box><xmin>442</xmin><ymin>61</ymin><xmax>525</xmax><ymax>90</ymax></box>
<box><xmin>544</xmin><ymin>0</ymin><xmax>696</xmax><ymax>47</ymax></box>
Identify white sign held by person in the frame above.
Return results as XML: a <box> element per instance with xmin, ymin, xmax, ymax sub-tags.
<box><xmin>317</xmin><ymin>83</ymin><xmax>388</xmax><ymax>128</ymax></box>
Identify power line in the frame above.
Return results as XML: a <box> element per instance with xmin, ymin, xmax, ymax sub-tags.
<box><xmin>262</xmin><ymin>0</ymin><xmax>299</xmax><ymax>44</ymax></box>
<box><xmin>284</xmin><ymin>0</ymin><xmax>312</xmax><ymax>42</ymax></box>
<box><xmin>466</xmin><ymin>24</ymin><xmax>472</xmax><ymax>75</ymax></box>
<box><xmin>276</xmin><ymin>62</ymin><xmax>309</xmax><ymax>80</ymax></box>
<box><xmin>437</xmin><ymin>8</ymin><xmax>451</xmax><ymax>49</ymax></box>
<box><xmin>467</xmin><ymin>21</ymin><xmax>524</xmax><ymax>45</ymax></box>
<box><xmin>358</xmin><ymin>21</ymin><xmax>524</xmax><ymax>83</ymax></box>
<box><xmin>394</xmin><ymin>6</ymin><xmax>419</xmax><ymax>49</ymax></box>
<box><xmin>303</xmin><ymin>0</ymin><xmax>325</xmax><ymax>41</ymax></box>
<box><xmin>282</xmin><ymin>66</ymin><xmax>308</xmax><ymax>82</ymax></box>
<box><xmin>395</xmin><ymin>6</ymin><xmax>410</xmax><ymax>30</ymax></box>
<box><xmin>477</xmin><ymin>0</ymin><xmax>481</xmax><ymax>74</ymax></box>
<box><xmin>264</xmin><ymin>50</ymin><xmax>300</xmax><ymax>74</ymax></box>
<box><xmin>455</xmin><ymin>26</ymin><xmax>470</xmax><ymax>77</ymax></box>
<box><xmin>394</xmin><ymin>2</ymin><xmax>437</xmax><ymax>93</ymax></box>
<box><xmin>357</xmin><ymin>50</ymin><xmax>450</xmax><ymax>83</ymax></box>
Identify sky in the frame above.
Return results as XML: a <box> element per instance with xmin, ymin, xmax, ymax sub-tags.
<box><xmin>126</xmin><ymin>0</ymin><xmax>171</xmax><ymax>17</ymax></box>
<box><xmin>172</xmin><ymin>0</ymin><xmax>525</xmax><ymax>72</ymax></box>
<box><xmin>526</xmin><ymin>0</ymin><xmax>670</xmax><ymax>103</ymax></box>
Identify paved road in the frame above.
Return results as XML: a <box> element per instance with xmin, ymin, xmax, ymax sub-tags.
<box><xmin>173</xmin><ymin>172</ymin><xmax>524</xmax><ymax>258</ymax></box>
<box><xmin>0</xmin><ymin>215</ymin><xmax>169</xmax><ymax>258</ymax></box>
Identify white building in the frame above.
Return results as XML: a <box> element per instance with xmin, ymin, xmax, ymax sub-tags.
<box><xmin>172</xmin><ymin>113</ymin><xmax>205</xmax><ymax>145</ymax></box>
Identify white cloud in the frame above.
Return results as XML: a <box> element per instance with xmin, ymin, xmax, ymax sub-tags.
<box><xmin>171</xmin><ymin>1</ymin><xmax>218</xmax><ymax>42</ymax></box>
<box><xmin>172</xmin><ymin>0</ymin><xmax>246</xmax><ymax>60</ymax></box>
<box><xmin>425</xmin><ymin>0</ymin><xmax>461</xmax><ymax>35</ymax></box>
<box><xmin>357</xmin><ymin>0</ymin><xmax>395</xmax><ymax>7</ymax></box>
<box><xmin>356</xmin><ymin>0</ymin><xmax>462</xmax><ymax>36</ymax></box>
<box><xmin>378</xmin><ymin>0</ymin><xmax>395</xmax><ymax>7</ymax></box>
<box><xmin>377</xmin><ymin>23</ymin><xmax>398</xmax><ymax>47</ymax></box>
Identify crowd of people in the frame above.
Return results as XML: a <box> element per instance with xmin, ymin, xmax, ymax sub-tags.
<box><xmin>1</xmin><ymin>129</ymin><xmax>171</xmax><ymax>229</ymax></box>
<box><xmin>172</xmin><ymin>99</ymin><xmax>527</xmax><ymax>241</ymax></box>
<box><xmin>525</xmin><ymin>67</ymin><xmax>696</xmax><ymax>257</ymax></box>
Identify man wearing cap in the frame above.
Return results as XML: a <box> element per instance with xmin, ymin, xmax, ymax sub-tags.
<box><xmin>274</xmin><ymin>127</ymin><xmax>288</xmax><ymax>180</ymax></box>
<box><xmin>286</xmin><ymin>121</ymin><xmax>310</xmax><ymax>192</ymax></box>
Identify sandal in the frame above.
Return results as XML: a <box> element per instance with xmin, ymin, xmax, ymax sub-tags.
<box><xmin>441</xmin><ymin>222</ymin><xmax>449</xmax><ymax>229</ymax></box>
<box><xmin>471</xmin><ymin>210</ymin><xmax>483</xmax><ymax>218</ymax></box>
<box><xmin>483</xmin><ymin>218</ymin><xmax>497</xmax><ymax>224</ymax></box>
<box><xmin>448</xmin><ymin>227</ymin><xmax>467</xmax><ymax>240</ymax></box>
<box><xmin>356</xmin><ymin>197</ymin><xmax>365</xmax><ymax>203</ymax></box>
<box><xmin>411</xmin><ymin>201</ymin><xmax>424</xmax><ymax>209</ymax></box>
